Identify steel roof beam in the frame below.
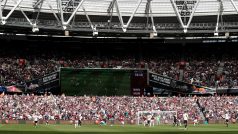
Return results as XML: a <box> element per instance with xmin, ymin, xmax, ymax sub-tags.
<box><xmin>46</xmin><ymin>1</ymin><xmax>61</xmax><ymax>25</ymax></box>
<box><xmin>215</xmin><ymin>0</ymin><xmax>224</xmax><ymax>35</ymax></box>
<box><xmin>82</xmin><ymin>6</ymin><xmax>97</xmax><ymax>34</ymax></box>
<box><xmin>107</xmin><ymin>0</ymin><xmax>116</xmax><ymax>29</ymax></box>
<box><xmin>0</xmin><ymin>0</ymin><xmax>3</xmax><ymax>21</ymax></box>
<box><xmin>170</xmin><ymin>0</ymin><xmax>185</xmax><ymax>28</ymax></box>
<box><xmin>186</xmin><ymin>0</ymin><xmax>200</xmax><ymax>30</ymax></box>
<box><xmin>114</xmin><ymin>0</ymin><xmax>142</xmax><ymax>32</ymax></box>
<box><xmin>231</xmin><ymin>0</ymin><xmax>238</xmax><ymax>13</ymax></box>
<box><xmin>33</xmin><ymin>0</ymin><xmax>44</xmax><ymax>9</ymax></box>
<box><xmin>170</xmin><ymin>0</ymin><xmax>200</xmax><ymax>33</ymax></box>
<box><xmin>107</xmin><ymin>0</ymin><xmax>116</xmax><ymax>13</ymax></box>
<box><xmin>114</xmin><ymin>0</ymin><xmax>125</xmax><ymax>31</ymax></box>
<box><xmin>1</xmin><ymin>0</ymin><xmax>23</xmax><ymax>24</ymax></box>
<box><xmin>58</xmin><ymin>0</ymin><xmax>85</xmax><ymax>30</ymax></box>
<box><xmin>64</xmin><ymin>0</ymin><xmax>84</xmax><ymax>26</ymax></box>
<box><xmin>145</xmin><ymin>0</ymin><xmax>157</xmax><ymax>34</ymax></box>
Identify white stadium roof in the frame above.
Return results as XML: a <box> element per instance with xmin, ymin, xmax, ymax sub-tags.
<box><xmin>2</xmin><ymin>0</ymin><xmax>238</xmax><ymax>16</ymax></box>
<box><xmin>1</xmin><ymin>0</ymin><xmax>238</xmax><ymax>37</ymax></box>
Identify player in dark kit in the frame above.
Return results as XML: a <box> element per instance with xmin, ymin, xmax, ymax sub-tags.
<box><xmin>78</xmin><ymin>114</ymin><xmax>82</xmax><ymax>127</ymax></box>
<box><xmin>173</xmin><ymin>115</ymin><xmax>178</xmax><ymax>127</ymax></box>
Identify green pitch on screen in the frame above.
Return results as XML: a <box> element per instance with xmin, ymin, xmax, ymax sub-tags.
<box><xmin>60</xmin><ymin>68</ymin><xmax>131</xmax><ymax>96</ymax></box>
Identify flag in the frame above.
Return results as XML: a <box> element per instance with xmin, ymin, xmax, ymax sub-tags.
<box><xmin>6</xmin><ymin>86</ymin><xmax>22</xmax><ymax>93</ymax></box>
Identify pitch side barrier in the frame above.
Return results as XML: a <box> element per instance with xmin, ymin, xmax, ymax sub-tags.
<box><xmin>0</xmin><ymin>119</ymin><xmax>235</xmax><ymax>125</ymax></box>
<box><xmin>149</xmin><ymin>72</ymin><xmax>216</xmax><ymax>95</ymax></box>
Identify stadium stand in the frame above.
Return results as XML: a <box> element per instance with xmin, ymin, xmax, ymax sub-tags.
<box><xmin>1</xmin><ymin>1</ymin><xmax>238</xmax><ymax>129</ymax></box>
<box><xmin>0</xmin><ymin>41</ymin><xmax>237</xmax><ymax>89</ymax></box>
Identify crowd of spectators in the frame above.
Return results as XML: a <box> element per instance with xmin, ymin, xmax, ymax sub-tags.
<box><xmin>0</xmin><ymin>44</ymin><xmax>238</xmax><ymax>123</ymax></box>
<box><xmin>0</xmin><ymin>44</ymin><xmax>238</xmax><ymax>89</ymax></box>
<box><xmin>222</xmin><ymin>58</ymin><xmax>238</xmax><ymax>88</ymax></box>
<box><xmin>0</xmin><ymin>53</ymin><xmax>235</xmax><ymax>88</ymax></box>
<box><xmin>0</xmin><ymin>94</ymin><xmax>200</xmax><ymax>122</ymax></box>
<box><xmin>0</xmin><ymin>94</ymin><xmax>237</xmax><ymax>123</ymax></box>
<box><xmin>198</xmin><ymin>95</ymin><xmax>238</xmax><ymax>121</ymax></box>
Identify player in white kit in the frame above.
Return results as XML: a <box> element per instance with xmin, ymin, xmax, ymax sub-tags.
<box><xmin>33</xmin><ymin>115</ymin><xmax>38</xmax><ymax>128</ymax></box>
<box><xmin>224</xmin><ymin>112</ymin><xmax>230</xmax><ymax>127</ymax></box>
<box><xmin>183</xmin><ymin>111</ymin><xmax>189</xmax><ymax>130</ymax></box>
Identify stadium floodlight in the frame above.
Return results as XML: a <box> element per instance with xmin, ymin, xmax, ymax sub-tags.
<box><xmin>122</xmin><ymin>25</ymin><xmax>127</xmax><ymax>32</ymax></box>
<box><xmin>32</xmin><ymin>23</ymin><xmax>39</xmax><ymax>33</ymax></box>
<box><xmin>225</xmin><ymin>32</ymin><xmax>230</xmax><ymax>38</ymax></box>
<box><xmin>122</xmin><ymin>27</ymin><xmax>127</xmax><ymax>32</ymax></box>
<box><xmin>150</xmin><ymin>31</ymin><xmax>157</xmax><ymax>39</ymax></box>
<box><xmin>1</xmin><ymin>20</ymin><xmax>6</xmax><ymax>25</ymax></box>
<box><xmin>63</xmin><ymin>26</ymin><xmax>67</xmax><ymax>30</ymax></box>
<box><xmin>32</xmin><ymin>27</ymin><xmax>39</xmax><ymax>33</ymax></box>
<box><xmin>92</xmin><ymin>27</ymin><xmax>98</xmax><ymax>36</ymax></box>
<box><xmin>152</xmin><ymin>26</ymin><xmax>157</xmax><ymax>37</ymax></box>
<box><xmin>153</xmin><ymin>31</ymin><xmax>157</xmax><ymax>37</ymax></box>
<box><xmin>183</xmin><ymin>28</ymin><xmax>187</xmax><ymax>33</ymax></box>
<box><xmin>64</xmin><ymin>30</ymin><xmax>69</xmax><ymax>36</ymax></box>
<box><xmin>65</xmin><ymin>31</ymin><xmax>69</xmax><ymax>36</ymax></box>
<box><xmin>93</xmin><ymin>30</ymin><xmax>98</xmax><ymax>36</ymax></box>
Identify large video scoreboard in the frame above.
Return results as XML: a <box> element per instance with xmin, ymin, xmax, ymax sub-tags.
<box><xmin>60</xmin><ymin>68</ymin><xmax>147</xmax><ymax>96</ymax></box>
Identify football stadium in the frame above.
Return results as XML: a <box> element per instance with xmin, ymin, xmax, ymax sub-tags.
<box><xmin>1</xmin><ymin>0</ymin><xmax>238</xmax><ymax>134</ymax></box>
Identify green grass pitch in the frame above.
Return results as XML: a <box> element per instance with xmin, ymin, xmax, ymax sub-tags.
<box><xmin>0</xmin><ymin>124</ymin><xmax>238</xmax><ymax>134</ymax></box>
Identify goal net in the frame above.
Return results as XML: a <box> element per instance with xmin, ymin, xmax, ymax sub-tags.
<box><xmin>136</xmin><ymin>110</ymin><xmax>177</xmax><ymax>125</ymax></box>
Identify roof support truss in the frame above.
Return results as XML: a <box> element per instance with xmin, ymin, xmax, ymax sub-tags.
<box><xmin>33</xmin><ymin>0</ymin><xmax>44</xmax><ymax>9</ymax></box>
<box><xmin>58</xmin><ymin>0</ymin><xmax>84</xmax><ymax>29</ymax></box>
<box><xmin>231</xmin><ymin>0</ymin><xmax>238</xmax><ymax>13</ymax></box>
<box><xmin>82</xmin><ymin>6</ymin><xmax>97</xmax><ymax>34</ymax></box>
<box><xmin>0</xmin><ymin>0</ymin><xmax>23</xmax><ymax>24</ymax></box>
<box><xmin>215</xmin><ymin>0</ymin><xmax>224</xmax><ymax>35</ymax></box>
<box><xmin>15</xmin><ymin>0</ymin><xmax>43</xmax><ymax>32</ymax></box>
<box><xmin>1</xmin><ymin>0</ymin><xmax>238</xmax><ymax>36</ymax></box>
<box><xmin>47</xmin><ymin>1</ymin><xmax>61</xmax><ymax>25</ymax></box>
<box><xmin>0</xmin><ymin>1</ymin><xmax>3</xmax><ymax>22</ymax></box>
<box><xmin>107</xmin><ymin>0</ymin><xmax>116</xmax><ymax>29</ymax></box>
<box><xmin>0</xmin><ymin>0</ymin><xmax>61</xmax><ymax>31</ymax></box>
<box><xmin>145</xmin><ymin>0</ymin><xmax>157</xmax><ymax>34</ymax></box>
<box><xmin>170</xmin><ymin>0</ymin><xmax>200</xmax><ymax>33</ymax></box>
<box><xmin>114</xmin><ymin>0</ymin><xmax>142</xmax><ymax>32</ymax></box>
